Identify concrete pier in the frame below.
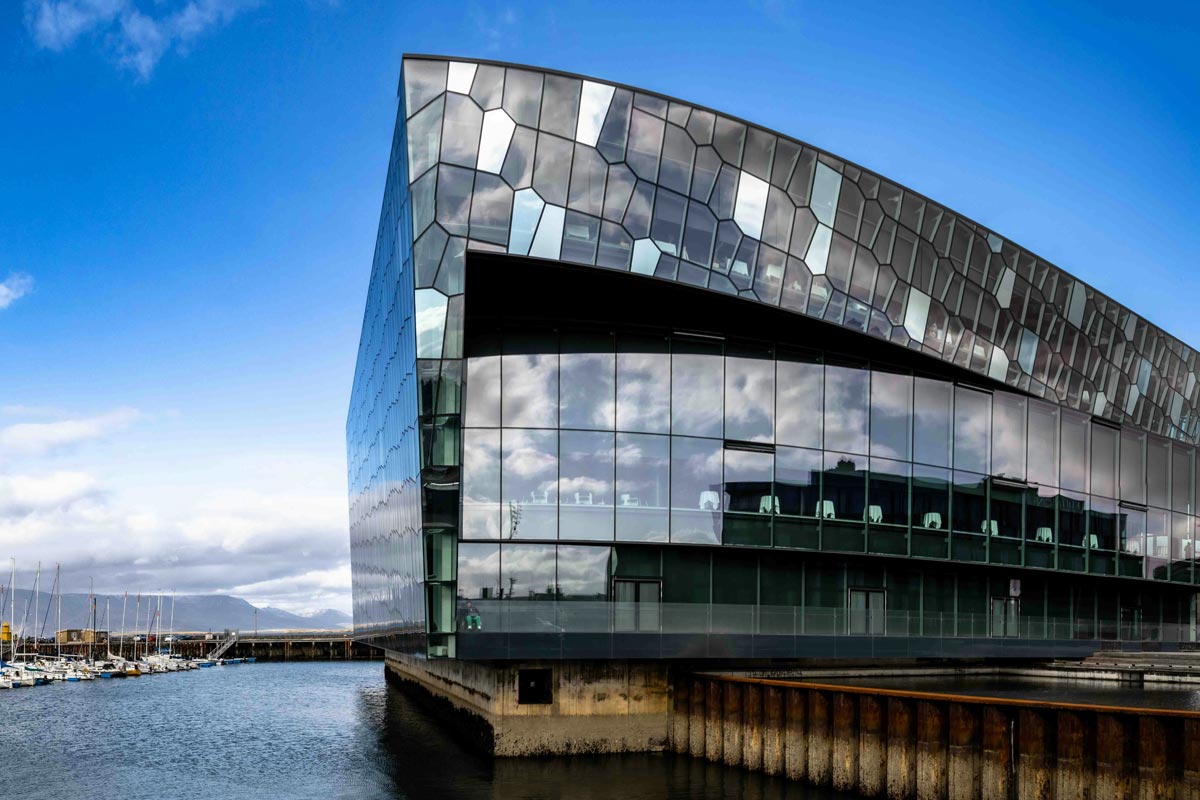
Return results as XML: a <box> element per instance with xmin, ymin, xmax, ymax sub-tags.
<box><xmin>385</xmin><ymin>654</ymin><xmax>670</xmax><ymax>756</ymax></box>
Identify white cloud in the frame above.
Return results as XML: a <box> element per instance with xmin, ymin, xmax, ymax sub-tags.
<box><xmin>0</xmin><ymin>273</ymin><xmax>34</xmax><ymax>310</ymax></box>
<box><xmin>25</xmin><ymin>0</ymin><xmax>260</xmax><ymax>80</ymax></box>
<box><xmin>0</xmin><ymin>471</ymin><xmax>100</xmax><ymax>517</ymax></box>
<box><xmin>0</xmin><ymin>407</ymin><xmax>140</xmax><ymax>455</ymax></box>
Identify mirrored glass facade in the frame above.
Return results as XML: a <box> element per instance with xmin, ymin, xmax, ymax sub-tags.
<box><xmin>349</xmin><ymin>56</ymin><xmax>1200</xmax><ymax>659</ymax></box>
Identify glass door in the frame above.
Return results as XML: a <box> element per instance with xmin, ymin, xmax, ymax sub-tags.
<box><xmin>613</xmin><ymin>579</ymin><xmax>661</xmax><ymax>632</ymax></box>
<box><xmin>848</xmin><ymin>588</ymin><xmax>885</xmax><ymax>635</ymax></box>
<box><xmin>989</xmin><ymin>597</ymin><xmax>1020</xmax><ymax>638</ymax></box>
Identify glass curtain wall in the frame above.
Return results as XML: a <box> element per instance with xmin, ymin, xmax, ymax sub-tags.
<box><xmin>460</xmin><ymin>328</ymin><xmax>1200</xmax><ymax>589</ymax></box>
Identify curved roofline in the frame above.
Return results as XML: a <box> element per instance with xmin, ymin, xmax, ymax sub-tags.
<box><xmin>399</xmin><ymin>52</ymin><xmax>1194</xmax><ymax>363</ymax></box>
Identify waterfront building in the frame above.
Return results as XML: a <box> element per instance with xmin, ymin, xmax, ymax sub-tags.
<box><xmin>348</xmin><ymin>55</ymin><xmax>1200</xmax><ymax>666</ymax></box>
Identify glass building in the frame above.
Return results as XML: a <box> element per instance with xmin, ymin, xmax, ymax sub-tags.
<box><xmin>348</xmin><ymin>56</ymin><xmax>1200</xmax><ymax>661</ymax></box>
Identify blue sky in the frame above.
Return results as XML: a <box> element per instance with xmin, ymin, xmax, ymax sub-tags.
<box><xmin>0</xmin><ymin>1</ymin><xmax>1196</xmax><ymax>611</ymax></box>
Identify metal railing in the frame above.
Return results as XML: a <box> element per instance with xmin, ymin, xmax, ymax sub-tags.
<box><xmin>453</xmin><ymin>600</ymin><xmax>1195</xmax><ymax>644</ymax></box>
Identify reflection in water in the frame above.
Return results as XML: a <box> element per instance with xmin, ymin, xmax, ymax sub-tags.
<box><xmin>3</xmin><ymin>661</ymin><xmax>845</xmax><ymax>799</ymax></box>
<box><xmin>374</xmin><ymin>669</ymin><xmax>845</xmax><ymax>800</ymax></box>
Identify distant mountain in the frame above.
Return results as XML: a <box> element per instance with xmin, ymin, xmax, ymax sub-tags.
<box><xmin>0</xmin><ymin>590</ymin><xmax>352</xmax><ymax>635</ymax></box>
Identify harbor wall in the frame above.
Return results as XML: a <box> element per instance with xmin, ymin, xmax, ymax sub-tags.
<box><xmin>671</xmin><ymin>673</ymin><xmax>1200</xmax><ymax>799</ymax></box>
<box><xmin>384</xmin><ymin>653</ymin><xmax>671</xmax><ymax>756</ymax></box>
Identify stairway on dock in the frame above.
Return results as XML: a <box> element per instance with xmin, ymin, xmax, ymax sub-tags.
<box><xmin>206</xmin><ymin>631</ymin><xmax>238</xmax><ymax>660</ymax></box>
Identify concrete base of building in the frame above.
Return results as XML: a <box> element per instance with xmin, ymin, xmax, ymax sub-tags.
<box><xmin>384</xmin><ymin>653</ymin><xmax>671</xmax><ymax>756</ymax></box>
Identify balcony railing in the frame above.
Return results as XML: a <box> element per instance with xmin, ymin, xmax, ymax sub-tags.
<box><xmin>452</xmin><ymin>600</ymin><xmax>1193</xmax><ymax>643</ymax></box>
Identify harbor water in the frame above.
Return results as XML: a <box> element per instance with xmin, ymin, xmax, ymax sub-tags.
<box><xmin>0</xmin><ymin>661</ymin><xmax>843</xmax><ymax>799</ymax></box>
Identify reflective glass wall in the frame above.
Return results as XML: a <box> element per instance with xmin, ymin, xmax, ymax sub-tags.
<box><xmin>346</xmin><ymin>94</ymin><xmax>426</xmax><ymax>652</ymax></box>
<box><xmin>461</xmin><ymin>330</ymin><xmax>1200</xmax><ymax>586</ymax></box>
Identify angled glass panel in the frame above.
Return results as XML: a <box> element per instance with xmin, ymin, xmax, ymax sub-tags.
<box><xmin>1091</xmin><ymin>423</ymin><xmax>1118</xmax><ymax>500</ymax></box>
<box><xmin>670</xmin><ymin>436</ymin><xmax>723</xmax><ymax>544</ymax></box>
<box><xmin>501</xmin><ymin>430</ymin><xmax>558</xmax><ymax>540</ymax></box>
<box><xmin>1171</xmin><ymin>445</ymin><xmax>1194</xmax><ymax>514</ymax></box>
<box><xmin>528</xmin><ymin>204</ymin><xmax>565</xmax><ymax>260</ymax></box>
<box><xmin>1027</xmin><ymin>400</ymin><xmax>1059</xmax><ymax>486</ymax></box>
<box><xmin>725</xmin><ymin>343</ymin><xmax>774</xmax><ymax>443</ymax></box>
<box><xmin>567</xmin><ymin>143</ymin><xmax>607</xmax><ymax>217</ymax></box>
<box><xmin>502</xmin><ymin>334</ymin><xmax>558</xmax><ymax>428</ymax></box>
<box><xmin>724</xmin><ymin>448</ymin><xmax>773</xmax><ymax>514</ymax></box>
<box><xmin>407</xmin><ymin>95</ymin><xmax>444</xmax><ymax>179</ymax></box>
<box><xmin>508</xmin><ymin>188</ymin><xmax>544</xmax><ymax>255</ymax></box>
<box><xmin>742</xmin><ymin>128</ymin><xmax>776</xmax><ymax>182</ymax></box>
<box><xmin>712</xmin><ymin>219</ymin><xmax>741</xmax><ymax>274</ymax></box>
<box><xmin>691</xmin><ymin>146</ymin><xmax>721</xmax><ymax>203</ymax></box>
<box><xmin>539</xmin><ymin>74</ymin><xmax>581</xmax><ymax>138</ymax></box>
<box><xmin>596</xmin><ymin>88</ymin><xmax>632</xmax><ymax>162</ymax></box>
<box><xmin>626</xmin><ymin>109</ymin><xmax>664</xmax><ymax>181</ymax></box>
<box><xmin>414</xmin><ymin>288</ymin><xmax>448</xmax><ymax>358</ymax></box>
<box><xmin>734</xmin><ymin>171</ymin><xmax>769</xmax><ymax>240</ymax></box>
<box><xmin>913</xmin><ymin>377</ymin><xmax>951</xmax><ymax>467</ymax></box>
<box><xmin>806</xmin><ymin>224</ymin><xmax>832</xmax><ymax>274</ymax></box>
<box><xmin>469</xmin><ymin>173</ymin><xmax>512</xmax><ymax>246</ymax></box>
<box><xmin>777</xmin><ymin>352</ymin><xmax>822</xmax><ymax>449</ymax></box>
<box><xmin>825</xmin><ymin>363</ymin><xmax>868</xmax><ymax>455</ymax></box>
<box><xmin>436</xmin><ymin>164</ymin><xmax>473</xmax><ymax>237</ymax></box>
<box><xmin>440</xmin><ymin>93</ymin><xmax>483</xmax><ymax>168</ymax></box>
<box><xmin>469</xmin><ymin>64</ymin><xmax>504</xmax><ymax>110</ymax></box>
<box><xmin>1120</xmin><ymin>428</ymin><xmax>1146</xmax><ymax>504</ymax></box>
<box><xmin>671</xmin><ymin>338</ymin><xmax>723</xmax><ymax>438</ymax></box>
<box><xmin>597</xmin><ymin>221</ymin><xmax>632</xmax><ymax>270</ymax></box>
<box><xmin>617</xmin><ymin>335</ymin><xmax>670</xmax><ymax>433</ymax></box>
<box><xmin>622</xmin><ymin>181</ymin><xmax>655</xmax><ymax>239</ymax></box>
<box><xmin>559</xmin><ymin>431</ymin><xmax>615</xmax><ymax>540</ymax></box>
<box><xmin>404</xmin><ymin>59</ymin><xmax>447</xmax><ymax>115</ymax></box>
<box><xmin>500</xmin><ymin>125</ymin><xmax>537</xmax><ymax>189</ymax></box>
<box><xmin>810</xmin><ymin>162</ymin><xmax>842</xmax><ymax>227</ymax></box>
<box><xmin>457</xmin><ymin>543</ymin><xmax>500</xmax><ymax>598</ymax></box>
<box><xmin>477</xmin><ymin>108</ymin><xmax>516</xmax><ymax>174</ymax></box>
<box><xmin>650</xmin><ymin>188</ymin><xmax>687</xmax><ymax>256</ymax></box>
<box><xmin>659</xmin><ymin>123</ymin><xmax>694</xmax><ymax>195</ymax></box>
<box><xmin>1060</xmin><ymin>410</ymin><xmax>1089</xmax><ymax>494</ymax></box>
<box><xmin>411</xmin><ymin>167</ymin><xmax>436</xmax><ymax>237</ymax></box>
<box><xmin>464</xmin><ymin>349</ymin><xmax>501</xmax><ymax>428</ymax></box>
<box><xmin>870</xmin><ymin>370</ymin><xmax>912</xmax><ymax>460</ymax></box>
<box><xmin>557</xmin><ymin>545</ymin><xmax>611</xmax><ymax>599</ymax></box>
<box><xmin>560</xmin><ymin>333</ymin><xmax>615</xmax><ymax>430</ymax></box>
<box><xmin>761</xmin><ymin>186</ymin><xmax>794</xmax><ymax>252</ymax></box>
<box><xmin>500</xmin><ymin>543</ymin><xmax>557</xmax><ymax>599</ymax></box>
<box><xmin>991</xmin><ymin>393</ymin><xmax>1026</xmax><ymax>481</ymax></box>
<box><xmin>561</xmin><ymin>211</ymin><xmax>600</xmax><ymax>265</ymax></box>
<box><xmin>953</xmin><ymin>386</ymin><xmax>991</xmax><ymax>474</ymax></box>
<box><xmin>575</xmin><ymin>81</ymin><xmax>615</xmax><ymax>147</ymax></box>
<box><xmin>616</xmin><ymin>432</ymin><xmax>670</xmax><ymax>541</ymax></box>
<box><xmin>602</xmin><ymin>162</ymin><xmax>636</xmax><ymax>222</ymax></box>
<box><xmin>681</xmin><ymin>200</ymin><xmax>716</xmax><ymax>266</ymax></box>
<box><xmin>776</xmin><ymin>446</ymin><xmax>821</xmax><ymax>518</ymax></box>
<box><xmin>824</xmin><ymin>451</ymin><xmax>866</xmax><ymax>521</ymax></box>
<box><xmin>462</xmin><ymin>428</ymin><xmax>501</xmax><ymax>540</ymax></box>
<box><xmin>533</xmin><ymin>132</ymin><xmax>573</xmax><ymax>207</ymax></box>
<box><xmin>446</xmin><ymin>61</ymin><xmax>476</xmax><ymax>94</ymax></box>
<box><xmin>502</xmin><ymin>68</ymin><xmax>543</xmax><ymax>127</ymax></box>
<box><xmin>712</xmin><ymin>116</ymin><xmax>745</xmax><ymax>165</ymax></box>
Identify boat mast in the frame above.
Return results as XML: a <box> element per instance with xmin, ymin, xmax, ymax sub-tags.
<box><xmin>9</xmin><ymin>558</ymin><xmax>15</xmax><ymax>663</ymax></box>
<box><xmin>33</xmin><ymin>562</ymin><xmax>39</xmax><ymax>657</ymax></box>
<box><xmin>56</xmin><ymin>565</ymin><xmax>61</xmax><ymax>659</ymax></box>
<box><xmin>169</xmin><ymin>592</ymin><xmax>175</xmax><ymax>656</ymax></box>
<box><xmin>120</xmin><ymin>591</ymin><xmax>127</xmax><ymax>660</ymax></box>
<box><xmin>134</xmin><ymin>592</ymin><xmax>141</xmax><ymax>660</ymax></box>
<box><xmin>88</xmin><ymin>577</ymin><xmax>95</xmax><ymax>663</ymax></box>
